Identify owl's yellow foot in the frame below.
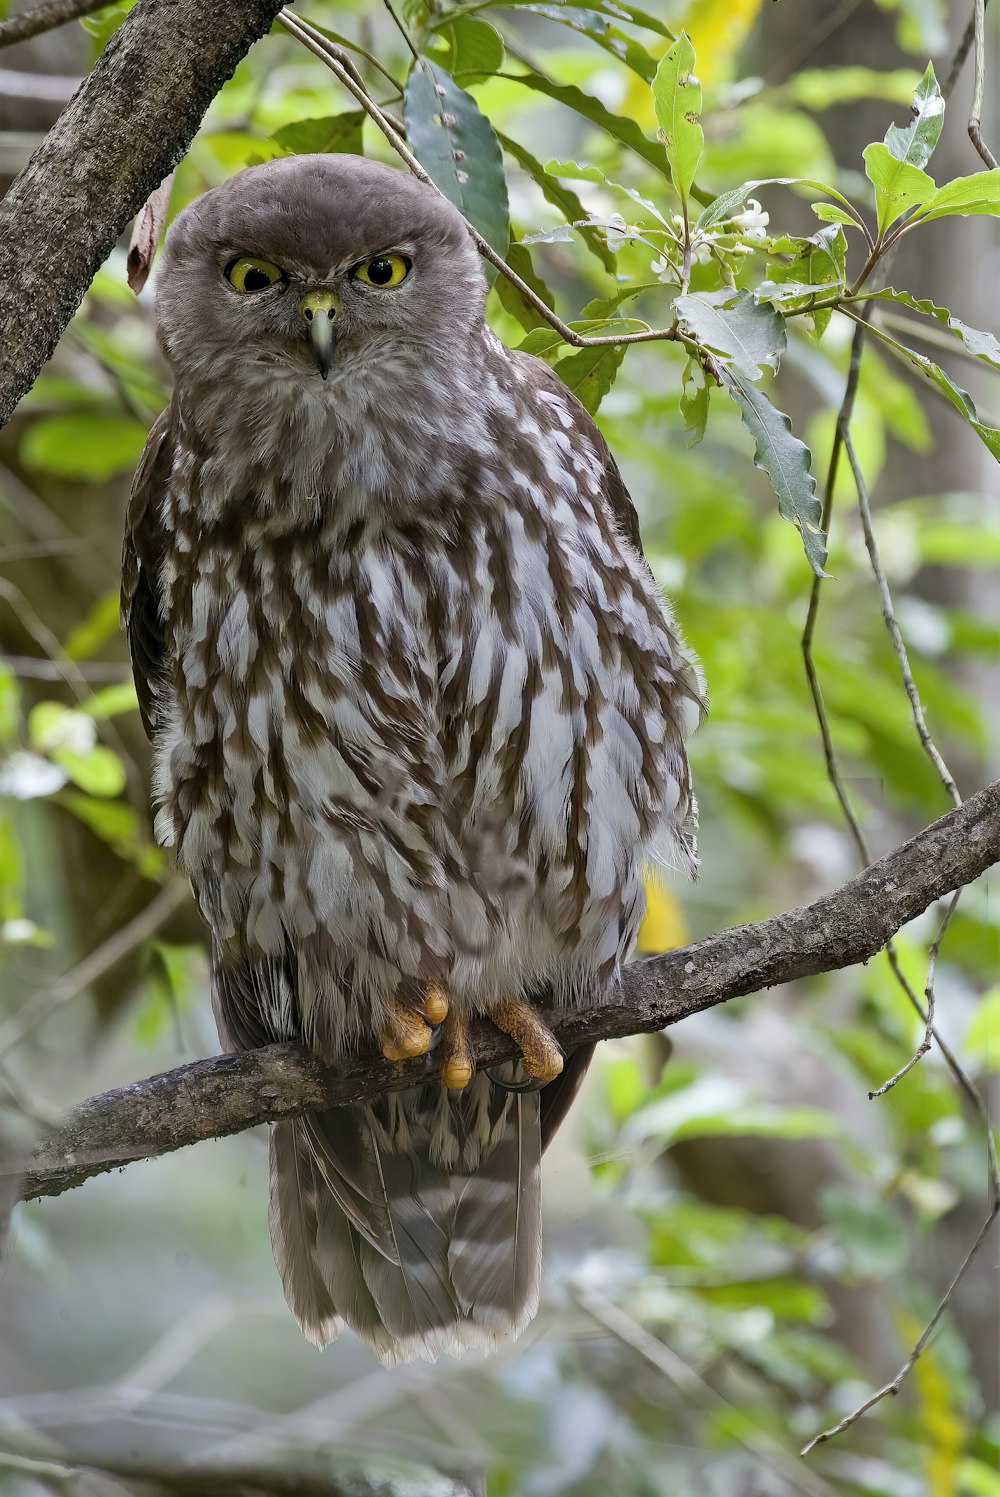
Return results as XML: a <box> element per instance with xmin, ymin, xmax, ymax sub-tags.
<box><xmin>421</xmin><ymin>981</ymin><xmax>449</xmax><ymax>1027</ymax></box>
<box><xmin>439</xmin><ymin>1008</ymin><xmax>474</xmax><ymax>1092</ymax></box>
<box><xmin>487</xmin><ymin>997</ymin><xmax>564</xmax><ymax>1083</ymax></box>
<box><xmin>379</xmin><ymin>994</ymin><xmax>432</xmax><ymax>1062</ymax></box>
<box><xmin>379</xmin><ymin>983</ymin><xmax>450</xmax><ymax>1063</ymax></box>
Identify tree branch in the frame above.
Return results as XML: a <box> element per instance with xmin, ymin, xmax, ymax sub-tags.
<box><xmin>0</xmin><ymin>0</ymin><xmax>112</xmax><ymax>49</ymax></box>
<box><xmin>6</xmin><ymin>779</ymin><xmax>999</xmax><ymax>1204</ymax></box>
<box><xmin>0</xmin><ymin>0</ymin><xmax>286</xmax><ymax>428</ymax></box>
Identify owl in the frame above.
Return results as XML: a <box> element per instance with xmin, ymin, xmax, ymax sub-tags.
<box><xmin>122</xmin><ymin>154</ymin><xmax>704</xmax><ymax>1365</ymax></box>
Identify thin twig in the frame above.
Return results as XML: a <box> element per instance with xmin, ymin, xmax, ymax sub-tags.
<box><xmin>802</xmin><ymin>1201</ymin><xmax>1000</xmax><ymax>1454</ymax></box>
<box><xmin>800</xmin><ymin>315</ymin><xmax>871</xmax><ymax>864</ymax></box>
<box><xmin>968</xmin><ymin>0</ymin><xmax>998</xmax><ymax>167</ymax></box>
<box><xmin>381</xmin><ymin>0</ymin><xmax>419</xmax><ymax>63</ymax></box>
<box><xmin>0</xmin><ymin>0</ymin><xmax>110</xmax><ymax>48</ymax></box>
<box><xmin>844</xmin><ymin>429</ymin><xmax>962</xmax><ymax>810</ymax></box>
<box><xmin>0</xmin><ymin>881</ymin><xmax>189</xmax><ymax>1056</ymax></box>
<box><xmin>868</xmin><ymin>889</ymin><xmax>958</xmax><ymax>1097</ymax></box>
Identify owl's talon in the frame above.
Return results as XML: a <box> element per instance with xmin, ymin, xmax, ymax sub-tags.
<box><xmin>421</xmin><ymin>982</ymin><xmax>449</xmax><ymax>1028</ymax></box>
<box><xmin>379</xmin><ymin>995</ymin><xmax>432</xmax><ymax>1062</ymax></box>
<box><xmin>439</xmin><ymin>1009</ymin><xmax>474</xmax><ymax>1092</ymax></box>
<box><xmin>487</xmin><ymin>997</ymin><xmax>563</xmax><ymax>1083</ymax></box>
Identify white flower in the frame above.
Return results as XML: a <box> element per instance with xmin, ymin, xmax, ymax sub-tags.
<box><xmin>0</xmin><ymin>752</ymin><xmax>68</xmax><ymax>799</ymax></box>
<box><xmin>733</xmin><ymin>197</ymin><xmax>769</xmax><ymax>240</ymax></box>
<box><xmin>604</xmin><ymin>211</ymin><xmax>630</xmax><ymax>246</ymax></box>
<box><xmin>2</xmin><ymin>918</ymin><xmax>40</xmax><ymax>945</ymax></box>
<box><xmin>650</xmin><ymin>254</ymin><xmax>673</xmax><ymax>282</ymax></box>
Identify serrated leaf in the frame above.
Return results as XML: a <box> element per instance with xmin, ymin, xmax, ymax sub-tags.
<box><xmin>864</xmin><ymin>319</ymin><xmax>1000</xmax><ymax>460</ymax></box>
<box><xmin>674</xmin><ymin>289</ymin><xmax>786</xmax><ymax>379</ymax></box>
<box><xmin>515</xmin><ymin>4</ymin><xmax>657</xmax><ymax>79</ymax></box>
<box><xmin>652</xmin><ymin>32</ymin><xmax>703</xmax><ymax>211</ymax></box>
<box><xmin>500</xmin><ymin>134</ymin><xmax>617</xmax><ymax>271</ymax></box>
<box><xmin>721</xmin><ymin>369</ymin><xmax>827</xmax><ymax>575</ymax></box>
<box><xmin>863</xmin><ymin>141</ymin><xmax>935</xmax><ymax>236</ymax></box>
<box><xmin>867</xmin><ymin>287</ymin><xmax>1000</xmax><ymax>369</ymax></box>
<box><xmin>271</xmin><ymin>112</ymin><xmax>364</xmax><ymax>157</ymax></box>
<box><xmin>884</xmin><ymin>62</ymin><xmax>944</xmax><ymax>169</ymax></box>
<box><xmin>403</xmin><ymin>57</ymin><xmax>510</xmax><ymax>263</ymax></box>
<box><xmin>508</xmin><ymin>70</ymin><xmax>675</xmax><ymax>183</ymax></box>
<box><xmin>913</xmin><ymin>167</ymin><xmax>1000</xmax><ymax>222</ymax></box>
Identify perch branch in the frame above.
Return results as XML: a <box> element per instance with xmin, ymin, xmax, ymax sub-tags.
<box><xmin>5</xmin><ymin>778</ymin><xmax>999</xmax><ymax>1204</ymax></box>
<box><xmin>0</xmin><ymin>0</ymin><xmax>287</xmax><ymax>427</ymax></box>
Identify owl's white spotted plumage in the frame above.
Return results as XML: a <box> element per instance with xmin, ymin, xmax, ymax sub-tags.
<box><xmin>122</xmin><ymin>153</ymin><xmax>704</xmax><ymax>1363</ymax></box>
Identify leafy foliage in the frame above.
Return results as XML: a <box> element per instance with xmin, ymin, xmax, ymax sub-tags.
<box><xmin>2</xmin><ymin>3</ymin><xmax>999</xmax><ymax>1496</ymax></box>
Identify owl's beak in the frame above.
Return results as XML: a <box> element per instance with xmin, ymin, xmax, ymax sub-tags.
<box><xmin>300</xmin><ymin>289</ymin><xmax>341</xmax><ymax>379</ymax></box>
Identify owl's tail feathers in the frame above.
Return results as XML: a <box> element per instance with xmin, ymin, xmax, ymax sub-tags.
<box><xmin>268</xmin><ymin>1088</ymin><xmax>542</xmax><ymax>1365</ymax></box>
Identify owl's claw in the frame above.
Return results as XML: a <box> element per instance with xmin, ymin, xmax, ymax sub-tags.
<box><xmin>487</xmin><ymin>997</ymin><xmax>564</xmax><ymax>1084</ymax></box>
<box><xmin>378</xmin><ymin>995</ymin><xmax>433</xmax><ymax>1062</ymax></box>
<box><xmin>379</xmin><ymin>982</ymin><xmax>450</xmax><ymax>1062</ymax></box>
<box><xmin>439</xmin><ymin>1009</ymin><xmax>474</xmax><ymax>1092</ymax></box>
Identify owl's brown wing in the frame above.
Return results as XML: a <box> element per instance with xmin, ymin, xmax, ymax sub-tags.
<box><xmin>121</xmin><ymin>409</ymin><xmax>174</xmax><ymax>740</ymax></box>
<box><xmin>518</xmin><ymin>360</ymin><xmax>652</xmax><ymax>1150</ymax></box>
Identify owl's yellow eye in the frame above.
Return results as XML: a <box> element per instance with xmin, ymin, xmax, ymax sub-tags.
<box><xmin>226</xmin><ymin>256</ymin><xmax>286</xmax><ymax>293</ymax></box>
<box><xmin>351</xmin><ymin>254</ymin><xmax>410</xmax><ymax>288</ymax></box>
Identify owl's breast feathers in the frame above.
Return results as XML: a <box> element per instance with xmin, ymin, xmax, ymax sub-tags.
<box><xmin>123</xmin><ymin>337</ymin><xmax>704</xmax><ymax>1051</ymax></box>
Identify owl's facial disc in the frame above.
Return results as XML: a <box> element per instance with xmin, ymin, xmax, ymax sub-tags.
<box><xmin>299</xmin><ymin>289</ymin><xmax>341</xmax><ymax>379</ymax></box>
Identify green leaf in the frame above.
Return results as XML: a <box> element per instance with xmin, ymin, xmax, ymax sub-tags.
<box><xmin>403</xmin><ymin>58</ymin><xmax>510</xmax><ymax>262</ymax></box>
<box><xmin>58</xmin><ymin>790</ymin><xmax>162</xmax><ymax>876</ymax></box>
<box><xmin>64</xmin><ymin>590</ymin><xmax>120</xmax><ymax>660</ymax></box>
<box><xmin>679</xmin><ymin>360</ymin><xmax>710</xmax><ymax>446</ymax></box>
<box><xmin>435</xmin><ymin>16</ymin><xmax>505</xmax><ymax>78</ymax></box>
<box><xmin>694</xmin><ymin>175</ymin><xmax>860</xmax><ymax>234</ymax></box>
<box><xmin>492</xmin><ymin>242</ymin><xmax>555</xmax><ymax>333</ymax></box>
<box><xmin>811</xmin><ymin>202</ymin><xmax>863</xmax><ymax>227</ymax></box>
<box><xmin>674</xmin><ymin>289</ymin><xmax>786</xmax><ymax>380</ymax></box>
<box><xmin>867</xmin><ymin>286</ymin><xmax>1000</xmax><ymax>368</ymax></box>
<box><xmin>820</xmin><ymin>1186</ymin><xmax>908</xmax><ymax>1279</ymax></box>
<box><xmin>781</xmin><ymin>65</ymin><xmax>921</xmax><ymax>111</ymax></box>
<box><xmin>766</xmin><ymin>223</ymin><xmax>846</xmax><ymax>335</ymax></box>
<box><xmin>505</xmin><ymin>69</ymin><xmax>675</xmax><ymax>183</ymax></box>
<box><xmin>553</xmin><ymin>342</ymin><xmax>628</xmax><ymax>414</ymax></box>
<box><xmin>82</xmin><ymin>681</ymin><xmax>140</xmax><ymax>720</ymax></box>
<box><xmin>499</xmin><ymin>134</ymin><xmax>617</xmax><ymax>272</ymax></box>
<box><xmin>721</xmin><ymin>369</ymin><xmax>828</xmax><ymax>576</ymax></box>
<box><xmin>514</xmin><ymin>5</ymin><xmax>657</xmax><ymax>80</ymax></box>
<box><xmin>862</xmin><ymin>319</ymin><xmax>1000</xmax><ymax>461</ymax></box>
<box><xmin>913</xmin><ymin>166</ymin><xmax>1000</xmax><ymax>222</ymax></box>
<box><xmin>52</xmin><ymin>744</ymin><xmax>126</xmax><ymax>797</ymax></box>
<box><xmin>271</xmin><ymin>112</ymin><xmax>365</xmax><ymax>156</ymax></box>
<box><xmin>20</xmin><ymin>413</ymin><xmax>148</xmax><ymax>481</ymax></box>
<box><xmin>964</xmin><ymin>986</ymin><xmax>1000</xmax><ymax>1070</ymax></box>
<box><xmin>652</xmin><ymin>31</ymin><xmax>703</xmax><ymax>212</ymax></box>
<box><xmin>884</xmin><ymin>62</ymin><xmax>944</xmax><ymax>169</ymax></box>
<box><xmin>862</xmin><ymin>141</ymin><xmax>935</xmax><ymax>236</ymax></box>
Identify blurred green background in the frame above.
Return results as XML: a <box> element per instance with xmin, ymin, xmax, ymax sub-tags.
<box><xmin>0</xmin><ymin>1</ymin><xmax>998</xmax><ymax>1493</ymax></box>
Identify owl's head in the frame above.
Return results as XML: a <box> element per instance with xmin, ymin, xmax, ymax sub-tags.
<box><xmin>155</xmin><ymin>154</ymin><xmax>486</xmax><ymax>391</ymax></box>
